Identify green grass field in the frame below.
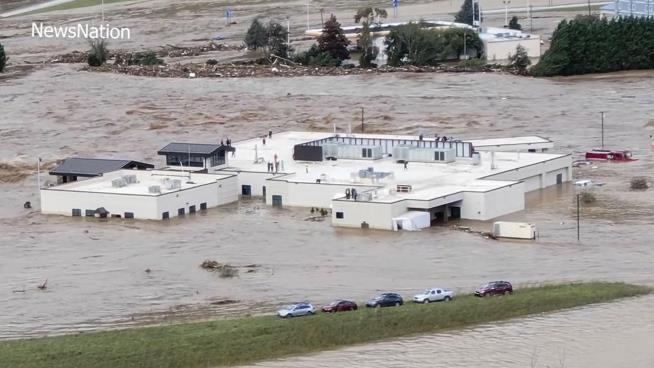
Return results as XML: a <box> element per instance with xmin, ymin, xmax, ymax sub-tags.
<box><xmin>0</xmin><ymin>282</ymin><xmax>649</xmax><ymax>368</ymax></box>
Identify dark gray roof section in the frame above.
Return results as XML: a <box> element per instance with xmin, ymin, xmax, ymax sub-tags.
<box><xmin>158</xmin><ymin>143</ymin><xmax>234</xmax><ymax>156</ymax></box>
<box><xmin>49</xmin><ymin>158</ymin><xmax>154</xmax><ymax>177</ymax></box>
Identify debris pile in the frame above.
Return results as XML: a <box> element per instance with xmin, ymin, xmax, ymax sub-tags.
<box><xmin>630</xmin><ymin>177</ymin><xmax>649</xmax><ymax>190</ymax></box>
<box><xmin>49</xmin><ymin>42</ymin><xmax>245</xmax><ymax>64</ymax></box>
<box><xmin>200</xmin><ymin>260</ymin><xmax>249</xmax><ymax>278</ymax></box>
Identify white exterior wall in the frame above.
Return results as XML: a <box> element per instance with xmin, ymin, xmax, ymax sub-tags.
<box><xmin>331</xmin><ymin>199</ymin><xmax>407</xmax><ymax>230</ymax></box>
<box><xmin>265</xmin><ymin>179</ymin><xmax>378</xmax><ymax>208</ymax></box>
<box><xmin>482</xmin><ymin>155</ymin><xmax>571</xmax><ymax>192</ymax></box>
<box><xmin>484</xmin><ymin>38</ymin><xmax>541</xmax><ymax>62</ymax></box>
<box><xmin>41</xmin><ymin>190</ymin><xmax>159</xmax><ymax>219</ymax></box>
<box><xmin>219</xmin><ymin>170</ymin><xmax>276</xmax><ymax>197</ymax></box>
<box><xmin>460</xmin><ymin>183</ymin><xmax>525</xmax><ymax>220</ymax></box>
<box><xmin>41</xmin><ymin>175</ymin><xmax>238</xmax><ymax>220</ymax></box>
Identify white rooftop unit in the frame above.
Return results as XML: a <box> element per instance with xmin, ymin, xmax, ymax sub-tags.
<box><xmin>337</xmin><ymin>145</ymin><xmax>382</xmax><ymax>160</ymax></box>
<box><xmin>111</xmin><ymin>178</ymin><xmax>127</xmax><ymax>188</ymax></box>
<box><xmin>407</xmin><ymin>147</ymin><xmax>456</xmax><ymax>163</ymax></box>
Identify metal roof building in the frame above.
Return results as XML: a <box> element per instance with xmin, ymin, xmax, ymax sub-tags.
<box><xmin>50</xmin><ymin>158</ymin><xmax>154</xmax><ymax>183</ymax></box>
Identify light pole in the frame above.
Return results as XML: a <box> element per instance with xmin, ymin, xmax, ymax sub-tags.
<box><xmin>306</xmin><ymin>0</ymin><xmax>310</xmax><ymax>30</ymax></box>
<box><xmin>361</xmin><ymin>107</ymin><xmax>365</xmax><ymax>133</ymax></box>
<box><xmin>576</xmin><ymin>193</ymin><xmax>581</xmax><ymax>241</ymax></box>
<box><xmin>503</xmin><ymin>0</ymin><xmax>511</xmax><ymax>27</ymax></box>
<box><xmin>286</xmin><ymin>17</ymin><xmax>290</xmax><ymax>50</ymax></box>
<box><xmin>600</xmin><ymin>111</ymin><xmax>605</xmax><ymax>149</ymax></box>
<box><xmin>101</xmin><ymin>0</ymin><xmax>104</xmax><ymax>22</ymax></box>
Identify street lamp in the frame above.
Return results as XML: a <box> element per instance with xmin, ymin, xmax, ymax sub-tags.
<box><xmin>576</xmin><ymin>193</ymin><xmax>581</xmax><ymax>241</ymax></box>
<box><xmin>306</xmin><ymin>0</ymin><xmax>310</xmax><ymax>30</ymax></box>
<box><xmin>503</xmin><ymin>0</ymin><xmax>511</xmax><ymax>27</ymax></box>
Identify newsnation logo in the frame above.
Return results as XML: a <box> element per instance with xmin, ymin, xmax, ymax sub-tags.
<box><xmin>32</xmin><ymin>23</ymin><xmax>131</xmax><ymax>40</ymax></box>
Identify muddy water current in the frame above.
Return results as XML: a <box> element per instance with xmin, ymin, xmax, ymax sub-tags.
<box><xmin>1</xmin><ymin>66</ymin><xmax>653</xmax><ymax>366</ymax></box>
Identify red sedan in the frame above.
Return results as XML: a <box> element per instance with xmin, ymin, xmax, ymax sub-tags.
<box><xmin>321</xmin><ymin>300</ymin><xmax>358</xmax><ymax>313</ymax></box>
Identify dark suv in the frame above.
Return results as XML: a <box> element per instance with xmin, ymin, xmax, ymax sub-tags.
<box><xmin>366</xmin><ymin>293</ymin><xmax>404</xmax><ymax>308</ymax></box>
<box><xmin>474</xmin><ymin>281</ymin><xmax>513</xmax><ymax>297</ymax></box>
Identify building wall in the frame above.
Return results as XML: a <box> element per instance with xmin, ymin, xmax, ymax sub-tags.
<box><xmin>460</xmin><ymin>183</ymin><xmax>525</xmax><ymax>220</ymax></box>
<box><xmin>484</xmin><ymin>38</ymin><xmax>541</xmax><ymax>62</ymax></box>
<box><xmin>41</xmin><ymin>176</ymin><xmax>238</xmax><ymax>220</ymax></box>
<box><xmin>265</xmin><ymin>179</ymin><xmax>379</xmax><ymax>209</ymax></box>
<box><xmin>331</xmin><ymin>199</ymin><xmax>407</xmax><ymax>230</ymax></box>
<box><xmin>482</xmin><ymin>155</ymin><xmax>571</xmax><ymax>192</ymax></box>
<box><xmin>219</xmin><ymin>170</ymin><xmax>276</xmax><ymax>197</ymax></box>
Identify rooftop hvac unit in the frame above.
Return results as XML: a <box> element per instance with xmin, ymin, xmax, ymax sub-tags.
<box><xmin>122</xmin><ymin>175</ymin><xmax>137</xmax><ymax>184</ymax></box>
<box><xmin>163</xmin><ymin>179</ymin><xmax>182</xmax><ymax>190</ymax></box>
<box><xmin>111</xmin><ymin>178</ymin><xmax>127</xmax><ymax>188</ymax></box>
<box><xmin>148</xmin><ymin>185</ymin><xmax>162</xmax><ymax>194</ymax></box>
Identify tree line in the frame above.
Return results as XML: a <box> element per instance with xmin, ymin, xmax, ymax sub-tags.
<box><xmin>533</xmin><ymin>15</ymin><xmax>654</xmax><ymax>76</ymax></box>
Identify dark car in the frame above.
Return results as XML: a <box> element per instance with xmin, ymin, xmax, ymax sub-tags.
<box><xmin>475</xmin><ymin>281</ymin><xmax>513</xmax><ymax>297</ymax></box>
<box><xmin>365</xmin><ymin>293</ymin><xmax>404</xmax><ymax>308</ymax></box>
<box><xmin>321</xmin><ymin>300</ymin><xmax>358</xmax><ymax>313</ymax></box>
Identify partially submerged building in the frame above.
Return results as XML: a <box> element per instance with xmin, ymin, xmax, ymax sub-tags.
<box><xmin>41</xmin><ymin>169</ymin><xmax>237</xmax><ymax>220</ymax></box>
<box><xmin>49</xmin><ymin>157</ymin><xmax>154</xmax><ymax>184</ymax></box>
<box><xmin>41</xmin><ymin>131</ymin><xmax>570</xmax><ymax>229</ymax></box>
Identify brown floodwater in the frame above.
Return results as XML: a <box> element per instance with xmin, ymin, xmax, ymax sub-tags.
<box><xmin>1</xmin><ymin>19</ymin><xmax>654</xmax><ymax>368</ymax></box>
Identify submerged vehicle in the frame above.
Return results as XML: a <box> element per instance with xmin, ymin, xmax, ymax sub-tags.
<box><xmin>585</xmin><ymin>149</ymin><xmax>636</xmax><ymax>162</ymax></box>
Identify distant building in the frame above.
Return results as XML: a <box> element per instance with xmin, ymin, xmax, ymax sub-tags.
<box><xmin>601</xmin><ymin>0</ymin><xmax>654</xmax><ymax>17</ymax></box>
<box><xmin>305</xmin><ymin>20</ymin><xmax>541</xmax><ymax>64</ymax></box>
<box><xmin>49</xmin><ymin>157</ymin><xmax>154</xmax><ymax>184</ymax></box>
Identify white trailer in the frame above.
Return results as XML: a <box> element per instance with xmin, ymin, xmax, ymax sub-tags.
<box><xmin>492</xmin><ymin>221</ymin><xmax>537</xmax><ymax>240</ymax></box>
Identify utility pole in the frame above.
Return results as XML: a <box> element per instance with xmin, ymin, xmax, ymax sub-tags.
<box><xmin>320</xmin><ymin>8</ymin><xmax>324</xmax><ymax>28</ymax></box>
<box><xmin>287</xmin><ymin>17</ymin><xmax>290</xmax><ymax>50</ymax></box>
<box><xmin>361</xmin><ymin>107</ymin><xmax>365</xmax><ymax>133</ymax></box>
<box><xmin>600</xmin><ymin>111</ymin><xmax>605</xmax><ymax>149</ymax></box>
<box><xmin>577</xmin><ymin>193</ymin><xmax>581</xmax><ymax>241</ymax></box>
<box><xmin>503</xmin><ymin>0</ymin><xmax>511</xmax><ymax>27</ymax></box>
<box><xmin>588</xmin><ymin>0</ymin><xmax>591</xmax><ymax>16</ymax></box>
<box><xmin>101</xmin><ymin>0</ymin><xmax>105</xmax><ymax>22</ymax></box>
<box><xmin>37</xmin><ymin>157</ymin><xmax>41</xmax><ymax>202</ymax></box>
<box><xmin>306</xmin><ymin>0</ymin><xmax>310</xmax><ymax>30</ymax></box>
<box><xmin>529</xmin><ymin>5</ymin><xmax>533</xmax><ymax>32</ymax></box>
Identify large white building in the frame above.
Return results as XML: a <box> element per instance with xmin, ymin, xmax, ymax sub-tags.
<box><xmin>41</xmin><ymin>169</ymin><xmax>238</xmax><ymax>220</ymax></box>
<box><xmin>214</xmin><ymin>131</ymin><xmax>571</xmax><ymax>231</ymax></box>
<box><xmin>40</xmin><ymin>131</ymin><xmax>570</xmax><ymax>229</ymax></box>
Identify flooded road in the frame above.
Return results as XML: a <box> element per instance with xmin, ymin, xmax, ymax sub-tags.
<box><xmin>1</xmin><ymin>65</ymin><xmax>653</xmax><ymax>364</ymax></box>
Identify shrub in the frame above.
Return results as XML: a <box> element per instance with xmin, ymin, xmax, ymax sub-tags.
<box><xmin>630</xmin><ymin>177</ymin><xmax>649</xmax><ymax>190</ymax></box>
<box><xmin>206</xmin><ymin>59</ymin><xmax>218</xmax><ymax>65</ymax></box>
<box><xmin>317</xmin><ymin>15</ymin><xmax>350</xmax><ymax>61</ymax></box>
<box><xmin>245</xmin><ymin>18</ymin><xmax>268</xmax><ymax>50</ymax></box>
<box><xmin>580</xmin><ymin>191</ymin><xmax>596</xmax><ymax>204</ymax></box>
<box><xmin>0</xmin><ymin>42</ymin><xmax>6</xmax><ymax>72</ymax></box>
<box><xmin>294</xmin><ymin>45</ymin><xmax>341</xmax><ymax>67</ymax></box>
<box><xmin>132</xmin><ymin>51</ymin><xmax>164</xmax><ymax>66</ymax></box>
<box><xmin>508</xmin><ymin>44</ymin><xmax>531</xmax><ymax>74</ymax></box>
<box><xmin>87</xmin><ymin>39</ymin><xmax>108</xmax><ymax>67</ymax></box>
<box><xmin>508</xmin><ymin>16</ymin><xmax>522</xmax><ymax>30</ymax></box>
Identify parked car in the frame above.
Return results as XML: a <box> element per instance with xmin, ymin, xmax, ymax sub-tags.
<box><xmin>474</xmin><ymin>281</ymin><xmax>513</xmax><ymax>297</ymax></box>
<box><xmin>321</xmin><ymin>300</ymin><xmax>358</xmax><ymax>313</ymax></box>
<box><xmin>277</xmin><ymin>302</ymin><xmax>316</xmax><ymax>318</ymax></box>
<box><xmin>365</xmin><ymin>293</ymin><xmax>404</xmax><ymax>308</ymax></box>
<box><xmin>413</xmin><ymin>288</ymin><xmax>455</xmax><ymax>303</ymax></box>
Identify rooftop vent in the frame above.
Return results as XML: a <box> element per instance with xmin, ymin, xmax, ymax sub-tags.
<box><xmin>111</xmin><ymin>178</ymin><xmax>127</xmax><ymax>188</ymax></box>
<box><xmin>148</xmin><ymin>185</ymin><xmax>162</xmax><ymax>194</ymax></box>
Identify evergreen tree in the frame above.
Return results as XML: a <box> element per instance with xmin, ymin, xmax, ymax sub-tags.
<box><xmin>508</xmin><ymin>16</ymin><xmax>522</xmax><ymax>30</ymax></box>
<box><xmin>455</xmin><ymin>0</ymin><xmax>476</xmax><ymax>26</ymax></box>
<box><xmin>87</xmin><ymin>39</ymin><xmax>108</xmax><ymax>67</ymax></box>
<box><xmin>245</xmin><ymin>18</ymin><xmax>268</xmax><ymax>50</ymax></box>
<box><xmin>267</xmin><ymin>21</ymin><xmax>292</xmax><ymax>59</ymax></box>
<box><xmin>318</xmin><ymin>15</ymin><xmax>350</xmax><ymax>61</ymax></box>
<box><xmin>508</xmin><ymin>45</ymin><xmax>531</xmax><ymax>74</ymax></box>
<box><xmin>0</xmin><ymin>42</ymin><xmax>6</xmax><ymax>73</ymax></box>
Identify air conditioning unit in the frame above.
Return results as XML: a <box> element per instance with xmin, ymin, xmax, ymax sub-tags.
<box><xmin>111</xmin><ymin>178</ymin><xmax>127</xmax><ymax>188</ymax></box>
<box><xmin>122</xmin><ymin>175</ymin><xmax>137</xmax><ymax>184</ymax></box>
<box><xmin>148</xmin><ymin>185</ymin><xmax>162</xmax><ymax>194</ymax></box>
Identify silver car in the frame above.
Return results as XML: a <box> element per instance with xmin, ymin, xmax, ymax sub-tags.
<box><xmin>277</xmin><ymin>302</ymin><xmax>316</xmax><ymax>318</ymax></box>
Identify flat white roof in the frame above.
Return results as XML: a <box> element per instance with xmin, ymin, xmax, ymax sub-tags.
<box><xmin>46</xmin><ymin>170</ymin><xmax>233</xmax><ymax>196</ymax></box>
<box><xmin>221</xmin><ymin>131</ymin><xmax>569</xmax><ymax>202</ymax></box>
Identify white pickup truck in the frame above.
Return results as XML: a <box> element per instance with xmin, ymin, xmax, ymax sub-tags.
<box><xmin>412</xmin><ymin>288</ymin><xmax>455</xmax><ymax>303</ymax></box>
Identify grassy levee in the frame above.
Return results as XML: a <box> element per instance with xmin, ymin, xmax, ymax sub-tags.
<box><xmin>30</xmin><ymin>0</ymin><xmax>132</xmax><ymax>14</ymax></box>
<box><xmin>0</xmin><ymin>282</ymin><xmax>649</xmax><ymax>368</ymax></box>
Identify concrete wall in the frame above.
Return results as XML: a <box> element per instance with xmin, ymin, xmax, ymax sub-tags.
<box><xmin>484</xmin><ymin>38</ymin><xmax>541</xmax><ymax>62</ymax></box>
<box><xmin>220</xmin><ymin>170</ymin><xmax>276</xmax><ymax>197</ymax></box>
<box><xmin>460</xmin><ymin>183</ymin><xmax>525</xmax><ymax>220</ymax></box>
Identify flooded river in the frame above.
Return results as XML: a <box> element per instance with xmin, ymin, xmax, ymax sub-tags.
<box><xmin>1</xmin><ymin>64</ymin><xmax>653</xmax><ymax>365</ymax></box>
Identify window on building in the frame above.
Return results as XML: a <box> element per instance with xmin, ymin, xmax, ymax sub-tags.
<box><xmin>166</xmin><ymin>154</ymin><xmax>205</xmax><ymax>168</ymax></box>
<box><xmin>367</xmin><ymin>148</ymin><xmax>372</xmax><ymax>158</ymax></box>
<box><xmin>162</xmin><ymin>211</ymin><xmax>169</xmax><ymax>219</ymax></box>
<box><xmin>362</xmin><ymin>148</ymin><xmax>368</xmax><ymax>158</ymax></box>
<box><xmin>124</xmin><ymin>212</ymin><xmax>134</xmax><ymax>219</ymax></box>
<box><xmin>439</xmin><ymin>152</ymin><xmax>445</xmax><ymax>161</ymax></box>
<box><xmin>210</xmin><ymin>150</ymin><xmax>226</xmax><ymax>167</ymax></box>
<box><xmin>111</xmin><ymin>214</ymin><xmax>121</xmax><ymax>218</ymax></box>
<box><xmin>178</xmin><ymin>208</ymin><xmax>185</xmax><ymax>216</ymax></box>
<box><xmin>189</xmin><ymin>205</ymin><xmax>196</xmax><ymax>214</ymax></box>
<box><xmin>72</xmin><ymin>208</ymin><xmax>82</xmax><ymax>217</ymax></box>
<box><xmin>85</xmin><ymin>210</ymin><xmax>95</xmax><ymax>217</ymax></box>
<box><xmin>200</xmin><ymin>203</ymin><xmax>207</xmax><ymax>210</ymax></box>
<box><xmin>336</xmin><ymin>212</ymin><xmax>344</xmax><ymax>219</ymax></box>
